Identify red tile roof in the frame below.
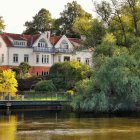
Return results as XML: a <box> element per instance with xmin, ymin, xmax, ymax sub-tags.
<box><xmin>50</xmin><ymin>36</ymin><xmax>61</xmax><ymax>45</ymax></box>
<box><xmin>0</xmin><ymin>32</ymin><xmax>81</xmax><ymax>47</ymax></box>
<box><xmin>68</xmin><ymin>38</ymin><xmax>81</xmax><ymax>44</ymax></box>
<box><xmin>0</xmin><ymin>33</ymin><xmax>40</xmax><ymax>47</ymax></box>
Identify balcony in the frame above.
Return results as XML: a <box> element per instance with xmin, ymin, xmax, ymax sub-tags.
<box><xmin>33</xmin><ymin>47</ymin><xmax>75</xmax><ymax>54</ymax></box>
<box><xmin>33</xmin><ymin>47</ymin><xmax>54</xmax><ymax>53</ymax></box>
<box><xmin>55</xmin><ymin>48</ymin><xmax>75</xmax><ymax>54</ymax></box>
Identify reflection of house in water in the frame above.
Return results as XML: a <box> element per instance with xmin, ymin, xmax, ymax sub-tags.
<box><xmin>0</xmin><ymin>115</ymin><xmax>17</xmax><ymax>140</ymax></box>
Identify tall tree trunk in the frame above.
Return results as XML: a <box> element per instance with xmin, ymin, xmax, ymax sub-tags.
<box><xmin>126</xmin><ymin>0</ymin><xmax>138</xmax><ymax>36</ymax></box>
<box><xmin>111</xmin><ymin>0</ymin><xmax>128</xmax><ymax>46</ymax></box>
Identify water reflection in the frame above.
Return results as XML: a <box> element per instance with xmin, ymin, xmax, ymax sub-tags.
<box><xmin>0</xmin><ymin>111</ymin><xmax>140</xmax><ymax>140</ymax></box>
<box><xmin>0</xmin><ymin>115</ymin><xmax>17</xmax><ymax>140</ymax></box>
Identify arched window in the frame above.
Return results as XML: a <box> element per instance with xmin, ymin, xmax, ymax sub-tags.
<box><xmin>38</xmin><ymin>38</ymin><xmax>48</xmax><ymax>48</ymax></box>
<box><xmin>60</xmin><ymin>40</ymin><xmax>69</xmax><ymax>49</ymax></box>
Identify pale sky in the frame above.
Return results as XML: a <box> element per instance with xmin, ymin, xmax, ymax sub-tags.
<box><xmin>0</xmin><ymin>0</ymin><xmax>97</xmax><ymax>33</ymax></box>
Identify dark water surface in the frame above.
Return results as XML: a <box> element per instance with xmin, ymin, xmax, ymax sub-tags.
<box><xmin>0</xmin><ymin>111</ymin><xmax>140</xmax><ymax>140</ymax></box>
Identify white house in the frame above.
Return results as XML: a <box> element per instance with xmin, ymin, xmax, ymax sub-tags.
<box><xmin>0</xmin><ymin>32</ymin><xmax>93</xmax><ymax>76</ymax></box>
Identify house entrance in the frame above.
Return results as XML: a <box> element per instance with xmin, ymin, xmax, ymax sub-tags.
<box><xmin>64</xmin><ymin>56</ymin><xmax>70</xmax><ymax>61</ymax></box>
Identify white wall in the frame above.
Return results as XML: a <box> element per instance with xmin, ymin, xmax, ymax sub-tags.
<box><xmin>9</xmin><ymin>47</ymin><xmax>33</xmax><ymax>66</ymax></box>
<box><xmin>75</xmin><ymin>50</ymin><xmax>93</xmax><ymax>67</ymax></box>
<box><xmin>54</xmin><ymin>54</ymin><xmax>75</xmax><ymax>63</ymax></box>
<box><xmin>9</xmin><ymin>47</ymin><xmax>53</xmax><ymax>67</ymax></box>
<box><xmin>33</xmin><ymin>52</ymin><xmax>53</xmax><ymax>67</ymax></box>
<box><xmin>0</xmin><ymin>37</ymin><xmax>8</xmax><ymax>65</ymax></box>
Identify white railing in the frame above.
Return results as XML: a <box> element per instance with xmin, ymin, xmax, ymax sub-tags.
<box><xmin>33</xmin><ymin>47</ymin><xmax>75</xmax><ymax>54</ymax></box>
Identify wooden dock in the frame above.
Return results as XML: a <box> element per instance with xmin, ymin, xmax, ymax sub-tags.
<box><xmin>0</xmin><ymin>100</ymin><xmax>70</xmax><ymax>110</ymax></box>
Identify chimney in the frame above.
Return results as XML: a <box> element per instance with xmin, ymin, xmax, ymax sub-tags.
<box><xmin>81</xmin><ymin>35</ymin><xmax>86</xmax><ymax>41</ymax></box>
<box><xmin>44</xmin><ymin>31</ymin><xmax>50</xmax><ymax>40</ymax></box>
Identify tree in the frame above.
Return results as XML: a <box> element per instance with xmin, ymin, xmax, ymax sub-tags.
<box><xmin>0</xmin><ymin>69</ymin><xmax>18</xmax><ymax>96</ymax></box>
<box><xmin>124</xmin><ymin>0</ymin><xmax>139</xmax><ymax>36</ymax></box>
<box><xmin>23</xmin><ymin>8</ymin><xmax>53</xmax><ymax>34</ymax></box>
<box><xmin>73</xmin><ymin>16</ymin><xmax>92</xmax><ymax>36</ymax></box>
<box><xmin>50</xmin><ymin>61</ymin><xmax>91</xmax><ymax>90</ymax></box>
<box><xmin>0</xmin><ymin>16</ymin><xmax>5</xmax><ymax>32</ymax></box>
<box><xmin>94</xmin><ymin>1</ymin><xmax>112</xmax><ymax>26</ymax></box>
<box><xmin>85</xmin><ymin>19</ymin><xmax>106</xmax><ymax>47</ymax></box>
<box><xmin>56</xmin><ymin>1</ymin><xmax>92</xmax><ymax>37</ymax></box>
<box><xmin>13</xmin><ymin>62</ymin><xmax>31</xmax><ymax>79</ymax></box>
<box><xmin>34</xmin><ymin>80</ymin><xmax>56</xmax><ymax>92</ymax></box>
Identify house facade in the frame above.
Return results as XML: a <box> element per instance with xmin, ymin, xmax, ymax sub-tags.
<box><xmin>0</xmin><ymin>32</ymin><xmax>93</xmax><ymax>76</ymax></box>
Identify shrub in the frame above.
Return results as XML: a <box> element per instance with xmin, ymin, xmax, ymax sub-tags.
<box><xmin>34</xmin><ymin>80</ymin><xmax>56</xmax><ymax>92</ymax></box>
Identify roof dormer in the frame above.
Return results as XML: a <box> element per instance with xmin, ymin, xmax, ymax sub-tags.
<box><xmin>13</xmin><ymin>40</ymin><xmax>27</xmax><ymax>47</ymax></box>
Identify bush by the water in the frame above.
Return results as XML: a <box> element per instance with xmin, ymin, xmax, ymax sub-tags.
<box><xmin>34</xmin><ymin>80</ymin><xmax>56</xmax><ymax>92</ymax></box>
<box><xmin>50</xmin><ymin>61</ymin><xmax>91</xmax><ymax>90</ymax></box>
<box><xmin>72</xmin><ymin>37</ymin><xmax>140</xmax><ymax>112</ymax></box>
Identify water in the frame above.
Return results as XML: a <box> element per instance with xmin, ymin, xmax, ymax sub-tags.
<box><xmin>0</xmin><ymin>111</ymin><xmax>140</xmax><ymax>140</ymax></box>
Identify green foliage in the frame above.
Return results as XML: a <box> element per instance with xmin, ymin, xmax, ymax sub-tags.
<box><xmin>73</xmin><ymin>16</ymin><xmax>92</xmax><ymax>36</ymax></box>
<box><xmin>34</xmin><ymin>80</ymin><xmax>56</xmax><ymax>92</ymax></box>
<box><xmin>72</xmin><ymin>49</ymin><xmax>140</xmax><ymax>112</ymax></box>
<box><xmin>13</xmin><ymin>62</ymin><xmax>31</xmax><ymax>79</ymax></box>
<box><xmin>69</xmin><ymin>0</ymin><xmax>140</xmax><ymax>112</ymax></box>
<box><xmin>50</xmin><ymin>61</ymin><xmax>91</xmax><ymax>90</ymax></box>
<box><xmin>23</xmin><ymin>8</ymin><xmax>53</xmax><ymax>34</ymax></box>
<box><xmin>0</xmin><ymin>69</ymin><xmax>18</xmax><ymax>96</ymax></box>
<box><xmin>85</xmin><ymin>19</ymin><xmax>106</xmax><ymax>47</ymax></box>
<box><xmin>56</xmin><ymin>1</ymin><xmax>92</xmax><ymax>37</ymax></box>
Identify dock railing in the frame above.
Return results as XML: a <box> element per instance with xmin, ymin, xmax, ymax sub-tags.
<box><xmin>0</xmin><ymin>91</ymin><xmax>71</xmax><ymax>101</ymax></box>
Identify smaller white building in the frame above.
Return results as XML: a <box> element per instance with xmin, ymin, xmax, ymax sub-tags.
<box><xmin>0</xmin><ymin>32</ymin><xmax>93</xmax><ymax>76</ymax></box>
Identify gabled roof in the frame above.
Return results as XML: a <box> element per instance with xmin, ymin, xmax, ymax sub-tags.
<box><xmin>0</xmin><ymin>32</ymin><xmax>82</xmax><ymax>48</ymax></box>
<box><xmin>0</xmin><ymin>33</ymin><xmax>40</xmax><ymax>47</ymax></box>
<box><xmin>68</xmin><ymin>38</ymin><xmax>81</xmax><ymax>44</ymax></box>
<box><xmin>0</xmin><ymin>33</ymin><xmax>13</xmax><ymax>47</ymax></box>
<box><xmin>50</xmin><ymin>36</ymin><xmax>61</xmax><ymax>45</ymax></box>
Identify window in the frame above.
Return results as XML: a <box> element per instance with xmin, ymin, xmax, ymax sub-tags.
<box><xmin>24</xmin><ymin>54</ymin><xmax>29</xmax><ymax>63</ymax></box>
<box><xmin>14</xmin><ymin>41</ymin><xmax>26</xmax><ymax>46</ymax></box>
<box><xmin>85</xmin><ymin>58</ymin><xmax>90</xmax><ymax>65</ymax></box>
<box><xmin>60</xmin><ymin>40</ymin><xmax>69</xmax><ymax>49</ymax></box>
<box><xmin>42</xmin><ymin>55</ymin><xmax>49</xmax><ymax>64</ymax></box>
<box><xmin>64</xmin><ymin>56</ymin><xmax>70</xmax><ymax>61</ymax></box>
<box><xmin>47</xmin><ymin>55</ymin><xmax>49</xmax><ymax>63</ymax></box>
<box><xmin>36</xmin><ymin>72</ymin><xmax>39</xmax><ymax>76</ymax></box>
<box><xmin>42</xmin><ymin>71</ymin><xmax>49</xmax><ymax>76</ymax></box>
<box><xmin>1</xmin><ymin>54</ymin><xmax>4</xmax><ymax>63</ymax></box>
<box><xmin>42</xmin><ymin>71</ymin><xmax>44</xmax><ymax>76</ymax></box>
<box><xmin>38</xmin><ymin>39</ymin><xmax>48</xmax><ymax>48</ymax></box>
<box><xmin>58</xmin><ymin>56</ymin><xmax>61</xmax><ymax>62</ymax></box>
<box><xmin>36</xmin><ymin>54</ymin><xmax>39</xmax><ymax>63</ymax></box>
<box><xmin>77</xmin><ymin>57</ymin><xmax>81</xmax><ymax>63</ymax></box>
<box><xmin>13</xmin><ymin>54</ymin><xmax>18</xmax><ymax>63</ymax></box>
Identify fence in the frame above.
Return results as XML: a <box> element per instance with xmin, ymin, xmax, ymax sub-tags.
<box><xmin>0</xmin><ymin>91</ymin><xmax>71</xmax><ymax>101</ymax></box>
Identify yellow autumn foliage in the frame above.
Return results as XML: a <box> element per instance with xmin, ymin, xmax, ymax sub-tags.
<box><xmin>0</xmin><ymin>69</ymin><xmax>18</xmax><ymax>96</ymax></box>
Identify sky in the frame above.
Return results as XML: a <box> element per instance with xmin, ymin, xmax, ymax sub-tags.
<box><xmin>0</xmin><ymin>0</ymin><xmax>96</xmax><ymax>33</ymax></box>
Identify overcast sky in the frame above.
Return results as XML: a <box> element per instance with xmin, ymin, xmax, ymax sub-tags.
<box><xmin>0</xmin><ymin>0</ymin><xmax>98</xmax><ymax>33</ymax></box>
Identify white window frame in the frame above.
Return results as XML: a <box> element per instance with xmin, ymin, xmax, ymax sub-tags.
<box><xmin>36</xmin><ymin>54</ymin><xmax>39</xmax><ymax>63</ymax></box>
<box><xmin>24</xmin><ymin>54</ymin><xmax>29</xmax><ymax>63</ymax></box>
<box><xmin>13</xmin><ymin>54</ymin><xmax>18</xmax><ymax>63</ymax></box>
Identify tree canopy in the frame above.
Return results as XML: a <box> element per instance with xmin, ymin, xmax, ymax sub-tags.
<box><xmin>12</xmin><ymin>62</ymin><xmax>31</xmax><ymax>79</ymax></box>
<box><xmin>0</xmin><ymin>69</ymin><xmax>18</xmax><ymax>96</ymax></box>
<box><xmin>55</xmin><ymin>1</ymin><xmax>92</xmax><ymax>37</ymax></box>
<box><xmin>23</xmin><ymin>8</ymin><xmax>53</xmax><ymax>34</ymax></box>
<box><xmin>50</xmin><ymin>61</ymin><xmax>91</xmax><ymax>90</ymax></box>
